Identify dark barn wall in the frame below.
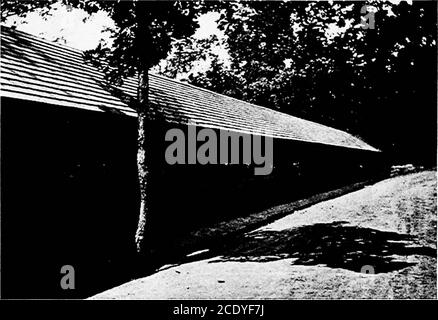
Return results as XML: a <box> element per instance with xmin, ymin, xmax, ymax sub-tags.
<box><xmin>1</xmin><ymin>98</ymin><xmax>382</xmax><ymax>298</ymax></box>
<box><xmin>150</xmin><ymin>125</ymin><xmax>384</xmax><ymax>251</ymax></box>
<box><xmin>1</xmin><ymin>98</ymin><xmax>140</xmax><ymax>298</ymax></box>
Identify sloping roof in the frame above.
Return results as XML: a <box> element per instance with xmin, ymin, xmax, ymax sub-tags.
<box><xmin>0</xmin><ymin>26</ymin><xmax>378</xmax><ymax>152</ymax></box>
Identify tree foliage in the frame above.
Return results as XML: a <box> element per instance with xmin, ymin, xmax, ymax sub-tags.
<box><xmin>163</xmin><ymin>1</ymin><xmax>437</xmax><ymax>164</ymax></box>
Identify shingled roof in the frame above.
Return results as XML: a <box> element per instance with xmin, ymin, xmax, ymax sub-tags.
<box><xmin>0</xmin><ymin>26</ymin><xmax>378</xmax><ymax>152</ymax></box>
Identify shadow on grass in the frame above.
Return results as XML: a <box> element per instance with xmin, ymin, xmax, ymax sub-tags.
<box><xmin>208</xmin><ymin>221</ymin><xmax>436</xmax><ymax>274</ymax></box>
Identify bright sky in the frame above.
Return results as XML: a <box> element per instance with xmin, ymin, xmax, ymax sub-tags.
<box><xmin>4</xmin><ymin>3</ymin><xmax>223</xmax><ymax>51</ymax></box>
<box><xmin>3</xmin><ymin>3</ymin><xmax>226</xmax><ymax>78</ymax></box>
<box><xmin>5</xmin><ymin>3</ymin><xmax>113</xmax><ymax>50</ymax></box>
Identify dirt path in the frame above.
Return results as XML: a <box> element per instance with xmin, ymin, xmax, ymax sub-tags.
<box><xmin>90</xmin><ymin>171</ymin><xmax>437</xmax><ymax>299</ymax></box>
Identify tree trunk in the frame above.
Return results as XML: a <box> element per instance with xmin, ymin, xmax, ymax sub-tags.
<box><xmin>134</xmin><ymin>69</ymin><xmax>152</xmax><ymax>255</ymax></box>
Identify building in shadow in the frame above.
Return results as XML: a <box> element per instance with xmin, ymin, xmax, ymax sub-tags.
<box><xmin>0</xmin><ymin>26</ymin><xmax>382</xmax><ymax>298</ymax></box>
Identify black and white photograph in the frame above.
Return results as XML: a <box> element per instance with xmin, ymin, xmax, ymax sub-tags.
<box><xmin>0</xmin><ymin>0</ymin><xmax>436</xmax><ymax>306</ymax></box>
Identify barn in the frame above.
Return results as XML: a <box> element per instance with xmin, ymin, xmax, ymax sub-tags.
<box><xmin>0</xmin><ymin>26</ymin><xmax>382</xmax><ymax>298</ymax></box>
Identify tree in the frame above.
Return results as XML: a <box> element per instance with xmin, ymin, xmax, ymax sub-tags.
<box><xmin>1</xmin><ymin>0</ymin><xmax>207</xmax><ymax>255</ymax></box>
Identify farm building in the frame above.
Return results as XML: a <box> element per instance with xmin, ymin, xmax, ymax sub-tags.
<box><xmin>0</xmin><ymin>26</ymin><xmax>382</xmax><ymax>298</ymax></box>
